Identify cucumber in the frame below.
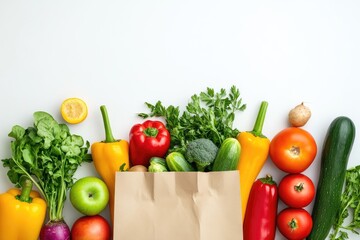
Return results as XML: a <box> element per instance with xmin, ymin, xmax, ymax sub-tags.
<box><xmin>212</xmin><ymin>138</ymin><xmax>241</xmax><ymax>171</ymax></box>
<box><xmin>307</xmin><ymin>116</ymin><xmax>355</xmax><ymax>240</ymax></box>
<box><xmin>166</xmin><ymin>152</ymin><xmax>195</xmax><ymax>172</ymax></box>
<box><xmin>148</xmin><ymin>157</ymin><xmax>168</xmax><ymax>172</ymax></box>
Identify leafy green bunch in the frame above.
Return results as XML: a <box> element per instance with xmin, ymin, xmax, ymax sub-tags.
<box><xmin>330</xmin><ymin>165</ymin><xmax>360</xmax><ymax>240</ymax></box>
<box><xmin>2</xmin><ymin>111</ymin><xmax>90</xmax><ymax>221</ymax></box>
<box><xmin>139</xmin><ymin>85</ymin><xmax>246</xmax><ymax>154</ymax></box>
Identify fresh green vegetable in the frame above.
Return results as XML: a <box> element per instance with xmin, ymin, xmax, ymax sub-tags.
<box><xmin>1</xmin><ymin>111</ymin><xmax>90</xmax><ymax>224</ymax></box>
<box><xmin>212</xmin><ymin>137</ymin><xmax>241</xmax><ymax>171</ymax></box>
<box><xmin>308</xmin><ymin>116</ymin><xmax>356</xmax><ymax>240</ymax></box>
<box><xmin>138</xmin><ymin>86</ymin><xmax>246</xmax><ymax>154</ymax></box>
<box><xmin>330</xmin><ymin>165</ymin><xmax>360</xmax><ymax>240</ymax></box>
<box><xmin>166</xmin><ymin>152</ymin><xmax>195</xmax><ymax>172</ymax></box>
<box><xmin>185</xmin><ymin>138</ymin><xmax>218</xmax><ymax>171</ymax></box>
<box><xmin>148</xmin><ymin>157</ymin><xmax>168</xmax><ymax>172</ymax></box>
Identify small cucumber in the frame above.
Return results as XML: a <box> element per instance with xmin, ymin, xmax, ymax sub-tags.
<box><xmin>307</xmin><ymin>116</ymin><xmax>355</xmax><ymax>240</ymax></box>
<box><xmin>166</xmin><ymin>152</ymin><xmax>195</xmax><ymax>172</ymax></box>
<box><xmin>148</xmin><ymin>157</ymin><xmax>168</xmax><ymax>172</ymax></box>
<box><xmin>212</xmin><ymin>138</ymin><xmax>241</xmax><ymax>171</ymax></box>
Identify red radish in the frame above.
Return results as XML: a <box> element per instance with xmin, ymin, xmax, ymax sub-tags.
<box><xmin>40</xmin><ymin>220</ymin><xmax>71</xmax><ymax>240</ymax></box>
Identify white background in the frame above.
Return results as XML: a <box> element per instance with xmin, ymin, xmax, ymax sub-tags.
<box><xmin>1</xmin><ymin>1</ymin><xmax>360</xmax><ymax>239</ymax></box>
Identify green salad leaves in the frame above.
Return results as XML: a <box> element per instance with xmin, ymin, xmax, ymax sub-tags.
<box><xmin>2</xmin><ymin>111</ymin><xmax>90</xmax><ymax>221</ymax></box>
<box><xmin>330</xmin><ymin>165</ymin><xmax>360</xmax><ymax>240</ymax></box>
<box><xmin>139</xmin><ymin>85</ymin><xmax>246</xmax><ymax>154</ymax></box>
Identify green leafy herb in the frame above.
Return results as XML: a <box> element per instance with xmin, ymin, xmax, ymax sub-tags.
<box><xmin>330</xmin><ymin>165</ymin><xmax>360</xmax><ymax>240</ymax></box>
<box><xmin>2</xmin><ymin>111</ymin><xmax>91</xmax><ymax>221</ymax></box>
<box><xmin>139</xmin><ymin>85</ymin><xmax>246</xmax><ymax>154</ymax></box>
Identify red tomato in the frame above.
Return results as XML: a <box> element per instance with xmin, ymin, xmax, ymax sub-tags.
<box><xmin>269</xmin><ymin>127</ymin><xmax>317</xmax><ymax>173</ymax></box>
<box><xmin>71</xmin><ymin>215</ymin><xmax>111</xmax><ymax>240</ymax></box>
<box><xmin>278</xmin><ymin>173</ymin><xmax>315</xmax><ymax>208</ymax></box>
<box><xmin>277</xmin><ymin>208</ymin><xmax>313</xmax><ymax>240</ymax></box>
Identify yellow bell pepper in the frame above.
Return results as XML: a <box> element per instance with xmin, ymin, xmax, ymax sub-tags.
<box><xmin>0</xmin><ymin>177</ymin><xmax>46</xmax><ymax>240</ymax></box>
<box><xmin>91</xmin><ymin>105</ymin><xmax>130</xmax><ymax>225</ymax></box>
<box><xmin>237</xmin><ymin>101</ymin><xmax>270</xmax><ymax>223</ymax></box>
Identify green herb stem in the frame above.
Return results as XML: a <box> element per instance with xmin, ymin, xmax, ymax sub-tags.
<box><xmin>331</xmin><ymin>198</ymin><xmax>353</xmax><ymax>239</ymax></box>
<box><xmin>49</xmin><ymin>195</ymin><xmax>56</xmax><ymax>220</ymax></box>
<box><xmin>100</xmin><ymin>105</ymin><xmax>116</xmax><ymax>143</ymax></box>
<box><xmin>54</xmin><ymin>160</ymin><xmax>66</xmax><ymax>221</ymax></box>
<box><xmin>12</xmin><ymin>157</ymin><xmax>47</xmax><ymax>202</ymax></box>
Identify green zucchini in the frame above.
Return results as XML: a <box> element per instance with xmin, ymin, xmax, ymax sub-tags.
<box><xmin>307</xmin><ymin>116</ymin><xmax>355</xmax><ymax>240</ymax></box>
<box><xmin>166</xmin><ymin>152</ymin><xmax>195</xmax><ymax>172</ymax></box>
<box><xmin>212</xmin><ymin>138</ymin><xmax>241</xmax><ymax>171</ymax></box>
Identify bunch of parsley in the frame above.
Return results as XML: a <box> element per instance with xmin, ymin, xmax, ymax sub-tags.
<box><xmin>139</xmin><ymin>85</ymin><xmax>246</xmax><ymax>154</ymax></box>
<box><xmin>2</xmin><ymin>111</ymin><xmax>90</xmax><ymax>222</ymax></box>
<box><xmin>330</xmin><ymin>165</ymin><xmax>360</xmax><ymax>240</ymax></box>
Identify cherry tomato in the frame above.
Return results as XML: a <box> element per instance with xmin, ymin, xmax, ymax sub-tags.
<box><xmin>277</xmin><ymin>208</ymin><xmax>313</xmax><ymax>240</ymax></box>
<box><xmin>278</xmin><ymin>173</ymin><xmax>315</xmax><ymax>208</ymax></box>
<box><xmin>269</xmin><ymin>127</ymin><xmax>317</xmax><ymax>173</ymax></box>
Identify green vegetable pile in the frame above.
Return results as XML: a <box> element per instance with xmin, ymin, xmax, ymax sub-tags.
<box><xmin>330</xmin><ymin>165</ymin><xmax>360</xmax><ymax>240</ymax></box>
<box><xmin>1</xmin><ymin>111</ymin><xmax>90</xmax><ymax>222</ymax></box>
<box><xmin>139</xmin><ymin>85</ymin><xmax>246</xmax><ymax>154</ymax></box>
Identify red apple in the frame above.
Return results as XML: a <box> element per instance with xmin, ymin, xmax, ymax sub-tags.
<box><xmin>71</xmin><ymin>215</ymin><xmax>111</xmax><ymax>240</ymax></box>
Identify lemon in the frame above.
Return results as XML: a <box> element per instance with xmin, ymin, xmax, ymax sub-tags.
<box><xmin>61</xmin><ymin>97</ymin><xmax>88</xmax><ymax>124</ymax></box>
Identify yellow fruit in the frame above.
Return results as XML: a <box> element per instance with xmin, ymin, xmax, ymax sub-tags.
<box><xmin>60</xmin><ymin>98</ymin><xmax>88</xmax><ymax>124</ymax></box>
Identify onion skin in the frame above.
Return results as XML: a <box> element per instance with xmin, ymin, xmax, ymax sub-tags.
<box><xmin>40</xmin><ymin>220</ymin><xmax>71</xmax><ymax>240</ymax></box>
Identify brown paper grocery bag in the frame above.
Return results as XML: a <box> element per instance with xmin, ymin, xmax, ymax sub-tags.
<box><xmin>113</xmin><ymin>171</ymin><xmax>243</xmax><ymax>240</ymax></box>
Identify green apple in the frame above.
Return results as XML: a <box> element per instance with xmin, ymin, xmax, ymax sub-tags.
<box><xmin>70</xmin><ymin>176</ymin><xmax>109</xmax><ymax>216</ymax></box>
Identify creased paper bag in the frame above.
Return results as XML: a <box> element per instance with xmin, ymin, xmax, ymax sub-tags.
<box><xmin>113</xmin><ymin>171</ymin><xmax>243</xmax><ymax>240</ymax></box>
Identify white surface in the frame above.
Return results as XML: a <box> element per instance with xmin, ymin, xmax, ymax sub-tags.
<box><xmin>1</xmin><ymin>1</ymin><xmax>360</xmax><ymax>239</ymax></box>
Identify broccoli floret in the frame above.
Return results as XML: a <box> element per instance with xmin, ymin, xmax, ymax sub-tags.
<box><xmin>185</xmin><ymin>138</ymin><xmax>219</xmax><ymax>171</ymax></box>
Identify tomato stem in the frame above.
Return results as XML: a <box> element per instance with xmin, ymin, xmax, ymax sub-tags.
<box><xmin>294</xmin><ymin>182</ymin><xmax>304</xmax><ymax>192</ymax></box>
<box><xmin>288</xmin><ymin>218</ymin><xmax>298</xmax><ymax>231</ymax></box>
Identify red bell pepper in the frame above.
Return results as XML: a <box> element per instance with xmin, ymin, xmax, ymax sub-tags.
<box><xmin>243</xmin><ymin>174</ymin><xmax>278</xmax><ymax>240</ymax></box>
<box><xmin>129</xmin><ymin>120</ymin><xmax>171</xmax><ymax>167</ymax></box>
